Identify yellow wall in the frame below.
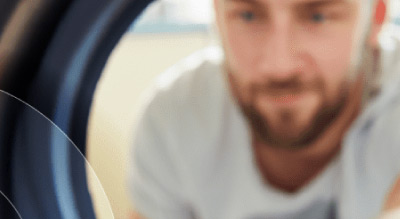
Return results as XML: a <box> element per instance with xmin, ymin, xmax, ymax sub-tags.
<box><xmin>87</xmin><ymin>31</ymin><xmax>215</xmax><ymax>219</ymax></box>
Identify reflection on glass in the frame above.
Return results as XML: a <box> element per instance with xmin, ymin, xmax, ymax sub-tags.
<box><xmin>0</xmin><ymin>91</ymin><xmax>113</xmax><ymax>218</ymax></box>
<box><xmin>0</xmin><ymin>190</ymin><xmax>22</xmax><ymax>219</ymax></box>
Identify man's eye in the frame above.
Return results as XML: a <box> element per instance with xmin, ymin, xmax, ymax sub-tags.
<box><xmin>310</xmin><ymin>13</ymin><xmax>326</xmax><ymax>23</ymax></box>
<box><xmin>240</xmin><ymin>11</ymin><xmax>256</xmax><ymax>22</ymax></box>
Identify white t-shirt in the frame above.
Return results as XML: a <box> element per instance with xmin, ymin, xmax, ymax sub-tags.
<box><xmin>129</xmin><ymin>36</ymin><xmax>400</xmax><ymax>219</ymax></box>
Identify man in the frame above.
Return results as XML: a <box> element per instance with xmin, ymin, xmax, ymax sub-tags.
<box><xmin>129</xmin><ymin>0</ymin><xmax>400</xmax><ymax>218</ymax></box>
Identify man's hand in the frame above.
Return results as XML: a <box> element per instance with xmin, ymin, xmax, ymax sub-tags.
<box><xmin>129</xmin><ymin>210</ymin><xmax>145</xmax><ymax>219</ymax></box>
<box><xmin>380</xmin><ymin>176</ymin><xmax>400</xmax><ymax>218</ymax></box>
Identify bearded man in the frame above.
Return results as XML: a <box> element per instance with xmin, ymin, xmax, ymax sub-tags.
<box><xmin>129</xmin><ymin>0</ymin><xmax>400</xmax><ymax>218</ymax></box>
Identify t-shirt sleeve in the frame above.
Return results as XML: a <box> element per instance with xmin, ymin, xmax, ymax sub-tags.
<box><xmin>128</xmin><ymin>100</ymin><xmax>193</xmax><ymax>219</ymax></box>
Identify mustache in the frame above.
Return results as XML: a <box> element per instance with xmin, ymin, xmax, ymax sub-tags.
<box><xmin>252</xmin><ymin>76</ymin><xmax>323</xmax><ymax>96</ymax></box>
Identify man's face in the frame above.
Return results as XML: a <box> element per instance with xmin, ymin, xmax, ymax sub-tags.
<box><xmin>215</xmin><ymin>0</ymin><xmax>368</xmax><ymax>148</ymax></box>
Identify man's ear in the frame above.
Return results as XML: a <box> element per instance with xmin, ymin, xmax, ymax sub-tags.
<box><xmin>213</xmin><ymin>0</ymin><xmax>222</xmax><ymax>32</ymax></box>
<box><xmin>213</xmin><ymin>0</ymin><xmax>220</xmax><ymax>16</ymax></box>
<box><xmin>369</xmin><ymin>0</ymin><xmax>386</xmax><ymax>47</ymax></box>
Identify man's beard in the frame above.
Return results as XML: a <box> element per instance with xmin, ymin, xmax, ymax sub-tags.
<box><xmin>227</xmin><ymin>70</ymin><xmax>350</xmax><ymax>149</ymax></box>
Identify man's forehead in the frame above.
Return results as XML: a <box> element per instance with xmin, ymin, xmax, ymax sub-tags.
<box><xmin>223</xmin><ymin>0</ymin><xmax>357</xmax><ymax>7</ymax></box>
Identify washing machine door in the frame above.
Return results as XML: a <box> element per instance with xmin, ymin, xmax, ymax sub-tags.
<box><xmin>0</xmin><ymin>0</ymin><xmax>153</xmax><ymax>218</ymax></box>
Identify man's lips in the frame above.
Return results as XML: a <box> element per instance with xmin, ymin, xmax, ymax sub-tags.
<box><xmin>274</xmin><ymin>94</ymin><xmax>298</xmax><ymax>102</ymax></box>
<box><xmin>265</xmin><ymin>94</ymin><xmax>302</xmax><ymax>104</ymax></box>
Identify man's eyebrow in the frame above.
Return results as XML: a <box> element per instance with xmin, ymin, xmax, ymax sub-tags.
<box><xmin>298</xmin><ymin>0</ymin><xmax>353</xmax><ymax>8</ymax></box>
<box><xmin>225</xmin><ymin>0</ymin><xmax>264</xmax><ymax>7</ymax></box>
<box><xmin>224</xmin><ymin>0</ymin><xmax>353</xmax><ymax>8</ymax></box>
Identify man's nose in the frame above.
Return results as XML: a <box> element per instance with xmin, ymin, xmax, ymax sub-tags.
<box><xmin>260</xmin><ymin>20</ymin><xmax>300</xmax><ymax>81</ymax></box>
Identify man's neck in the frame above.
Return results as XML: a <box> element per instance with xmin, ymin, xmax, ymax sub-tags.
<box><xmin>252</xmin><ymin>74</ymin><xmax>365</xmax><ymax>193</ymax></box>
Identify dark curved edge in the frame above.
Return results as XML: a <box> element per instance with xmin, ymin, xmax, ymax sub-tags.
<box><xmin>8</xmin><ymin>0</ymin><xmax>154</xmax><ymax>218</ymax></box>
<box><xmin>0</xmin><ymin>1</ymin><xmax>18</xmax><ymax>36</ymax></box>
<box><xmin>0</xmin><ymin>0</ymin><xmax>73</xmax><ymax>218</ymax></box>
<box><xmin>69</xmin><ymin>1</ymin><xmax>154</xmax><ymax>217</ymax></box>
<box><xmin>0</xmin><ymin>100</ymin><xmax>21</xmax><ymax>218</ymax></box>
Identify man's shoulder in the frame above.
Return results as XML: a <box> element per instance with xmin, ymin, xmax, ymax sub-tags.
<box><xmin>137</xmin><ymin>46</ymin><xmax>228</xmax><ymax>127</ymax></box>
<box><xmin>379</xmin><ymin>32</ymin><xmax>400</xmax><ymax>86</ymax></box>
<box><xmin>132</xmin><ymin>46</ymin><xmax>240</xmax><ymax>172</ymax></box>
<box><xmin>345</xmin><ymin>34</ymin><xmax>400</xmax><ymax>169</ymax></box>
<box><xmin>153</xmin><ymin>46</ymin><xmax>224</xmax><ymax>97</ymax></box>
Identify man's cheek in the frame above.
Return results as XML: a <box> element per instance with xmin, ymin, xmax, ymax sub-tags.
<box><xmin>311</xmin><ymin>35</ymin><xmax>353</xmax><ymax>71</ymax></box>
<box><xmin>226</xmin><ymin>33</ymin><xmax>260</xmax><ymax>73</ymax></box>
<box><xmin>317</xmin><ymin>66</ymin><xmax>349</xmax><ymax>105</ymax></box>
